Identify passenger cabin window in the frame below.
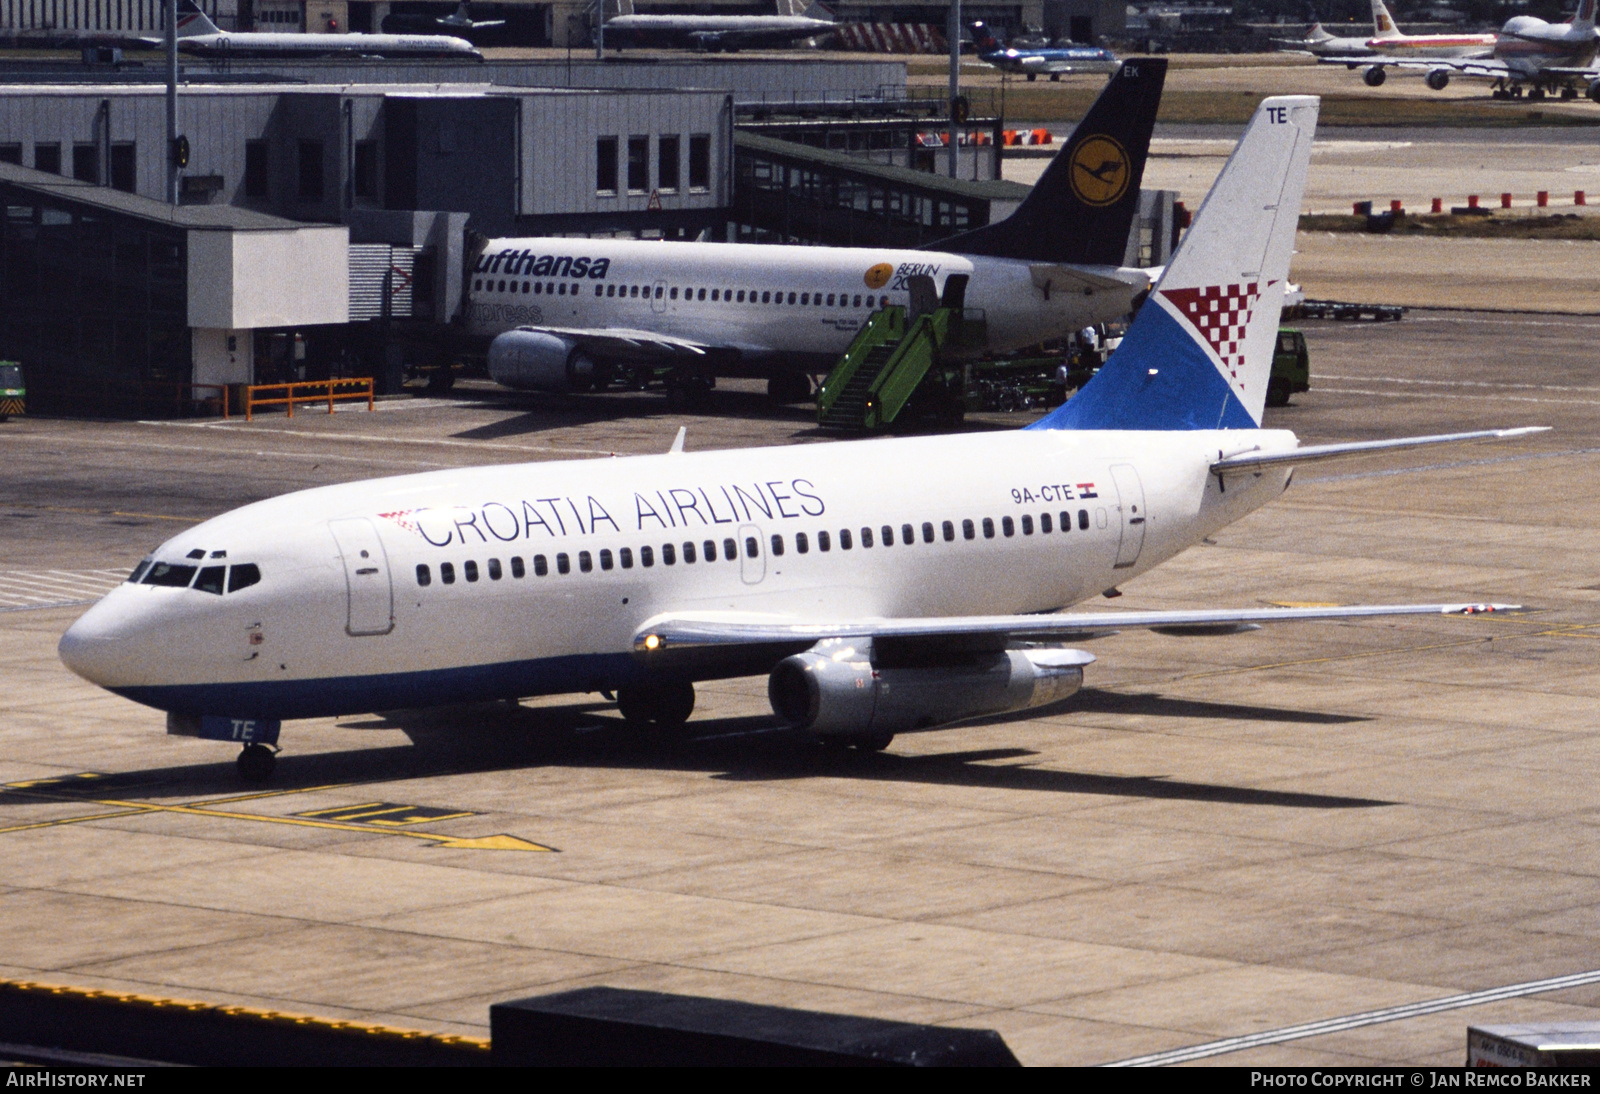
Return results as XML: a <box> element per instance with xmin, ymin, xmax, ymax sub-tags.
<box><xmin>416</xmin><ymin>564</ymin><xmax>431</xmax><ymax>587</ymax></box>
<box><xmin>902</xmin><ymin>523</ymin><xmax>914</xmax><ymax>545</ymax></box>
<box><xmin>1021</xmin><ymin>515</ymin><xmax>1034</xmax><ymax>535</ymax></box>
<box><xmin>640</xmin><ymin>546</ymin><xmax>654</xmax><ymax>567</ymax></box>
<box><xmin>818</xmin><ymin>530</ymin><xmax>831</xmax><ymax>551</ymax></box>
<box><xmin>662</xmin><ymin>543</ymin><xmax>675</xmax><ymax>565</ymax></box>
<box><xmin>881</xmin><ymin>525</ymin><xmax>894</xmax><ymax>546</ymax></box>
<box><xmin>942</xmin><ymin>521</ymin><xmax>955</xmax><ymax>542</ymax></box>
<box><xmin>860</xmin><ymin>527</ymin><xmax>873</xmax><ymax>548</ymax></box>
<box><xmin>982</xmin><ymin>518</ymin><xmax>995</xmax><ymax>539</ymax></box>
<box><xmin>795</xmin><ymin>533</ymin><xmax>808</xmax><ymax>554</ymax></box>
<box><xmin>620</xmin><ymin>547</ymin><xmax>634</xmax><ymax>569</ymax></box>
<box><xmin>465</xmin><ymin>560</ymin><xmax>479</xmax><ymax>582</ymax></box>
<box><xmin>840</xmin><ymin>528</ymin><xmax>853</xmax><ymax>550</ymax></box>
<box><xmin>557</xmin><ymin>553</ymin><xmax>571</xmax><ymax>574</ymax></box>
<box><xmin>771</xmin><ymin>534</ymin><xmax>785</xmax><ymax>557</ymax></box>
<box><xmin>511</xmin><ymin>556</ymin><xmax>526</xmax><ymax>578</ymax></box>
<box><xmin>600</xmin><ymin>549</ymin><xmax>614</xmax><ymax>571</ymax></box>
<box><xmin>703</xmin><ymin>540</ymin><xmax>716</xmax><ymax>562</ymax></box>
<box><xmin>682</xmin><ymin>541</ymin><xmax>696</xmax><ymax>563</ymax></box>
<box><xmin>1002</xmin><ymin>517</ymin><xmax>1015</xmax><ymax>537</ymax></box>
<box><xmin>488</xmin><ymin>558</ymin><xmax>502</xmax><ymax>580</ymax></box>
<box><xmin>963</xmin><ymin>519</ymin><xmax>975</xmax><ymax>540</ymax></box>
<box><xmin>1041</xmin><ymin>514</ymin><xmax>1053</xmax><ymax>533</ymax></box>
<box><xmin>1079</xmin><ymin>509</ymin><xmax>1090</xmax><ymax>530</ymax></box>
<box><xmin>723</xmin><ymin>537</ymin><xmax>737</xmax><ymax>560</ymax></box>
<box><xmin>745</xmin><ymin>536</ymin><xmax>759</xmax><ymax>558</ymax></box>
<box><xmin>440</xmin><ymin>562</ymin><xmax>456</xmax><ymax>584</ymax></box>
<box><xmin>579</xmin><ymin>551</ymin><xmax>593</xmax><ymax>573</ymax></box>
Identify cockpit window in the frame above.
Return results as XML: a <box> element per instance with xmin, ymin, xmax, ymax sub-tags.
<box><xmin>143</xmin><ymin>563</ymin><xmax>197</xmax><ymax>587</ymax></box>
<box><xmin>194</xmin><ymin>566</ymin><xmax>226</xmax><ymax>595</ymax></box>
<box><xmin>127</xmin><ymin>558</ymin><xmax>154</xmax><ymax>584</ymax></box>
<box><xmin>227</xmin><ymin>564</ymin><xmax>261</xmax><ymax>593</ymax></box>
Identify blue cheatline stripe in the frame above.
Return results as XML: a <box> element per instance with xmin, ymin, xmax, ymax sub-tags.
<box><xmin>112</xmin><ymin>650</ymin><xmax>643</xmax><ymax>721</ymax></box>
<box><xmin>1101</xmin><ymin>966</ymin><xmax>1600</xmax><ymax>1066</ymax></box>
<box><xmin>1029</xmin><ymin>304</ymin><xmax>1258</xmax><ymax>432</ymax></box>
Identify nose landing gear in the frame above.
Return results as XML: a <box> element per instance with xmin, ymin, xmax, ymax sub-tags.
<box><xmin>237</xmin><ymin>742</ymin><xmax>277</xmax><ymax>783</ymax></box>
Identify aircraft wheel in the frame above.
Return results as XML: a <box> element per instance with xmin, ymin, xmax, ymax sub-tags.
<box><xmin>616</xmin><ymin>682</ymin><xmax>695</xmax><ymax>728</ymax></box>
<box><xmin>237</xmin><ymin>743</ymin><xmax>276</xmax><ymax>783</ymax></box>
<box><xmin>767</xmin><ymin>372</ymin><xmax>811</xmax><ymax>405</ymax></box>
<box><xmin>1562</xmin><ymin>86</ymin><xmax>1578</xmax><ymax>100</ymax></box>
<box><xmin>1266</xmin><ymin>377</ymin><xmax>1292</xmax><ymax>408</ymax></box>
<box><xmin>1425</xmin><ymin>69</ymin><xmax>1449</xmax><ymax>92</ymax></box>
<box><xmin>1529</xmin><ymin>86</ymin><xmax>1547</xmax><ymax>101</ymax></box>
<box><xmin>1049</xmin><ymin>73</ymin><xmax>1059</xmax><ymax>82</ymax></box>
<box><xmin>616</xmin><ymin>687</ymin><xmax>654</xmax><ymax>725</ymax></box>
<box><xmin>1026</xmin><ymin>73</ymin><xmax>1036</xmax><ymax>82</ymax></box>
<box><xmin>1363</xmin><ymin>66</ymin><xmax>1386</xmax><ymax>87</ymax></box>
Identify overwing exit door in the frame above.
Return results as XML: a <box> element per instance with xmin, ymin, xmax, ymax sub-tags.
<box><xmin>328</xmin><ymin>518</ymin><xmax>394</xmax><ymax>636</ymax></box>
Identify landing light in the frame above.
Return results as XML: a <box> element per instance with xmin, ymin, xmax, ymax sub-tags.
<box><xmin>643</xmin><ymin>634</ymin><xmax>661</xmax><ymax>650</ymax></box>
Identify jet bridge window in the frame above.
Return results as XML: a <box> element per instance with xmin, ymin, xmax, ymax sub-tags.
<box><xmin>228</xmin><ymin>565</ymin><xmax>260</xmax><ymax>593</ymax></box>
<box><xmin>416</xmin><ymin>564</ymin><xmax>431</xmax><ymax>587</ymax></box>
<box><xmin>143</xmin><ymin>563</ymin><xmax>197</xmax><ymax>587</ymax></box>
<box><xmin>440</xmin><ymin>562</ymin><xmax>456</xmax><ymax>585</ymax></box>
<box><xmin>194</xmin><ymin>566</ymin><xmax>226</xmax><ymax>595</ymax></box>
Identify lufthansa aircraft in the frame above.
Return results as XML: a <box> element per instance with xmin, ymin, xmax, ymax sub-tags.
<box><xmin>59</xmin><ymin>94</ymin><xmax>1541</xmax><ymax>783</ymax></box>
<box><xmin>135</xmin><ymin>1</ymin><xmax>482</xmax><ymax>59</ymax></box>
<box><xmin>470</xmin><ymin>61</ymin><xmax>1166</xmax><ymax>401</ymax></box>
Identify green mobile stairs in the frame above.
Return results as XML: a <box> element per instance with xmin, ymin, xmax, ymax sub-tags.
<box><xmin>816</xmin><ymin>274</ymin><xmax>982</xmax><ymax>432</ymax></box>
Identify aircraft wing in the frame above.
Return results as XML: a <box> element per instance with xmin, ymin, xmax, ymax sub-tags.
<box><xmin>1330</xmin><ymin>56</ymin><xmax>1507</xmax><ymax>77</ymax></box>
<box><xmin>633</xmin><ymin>602</ymin><xmax>1520</xmax><ymax>654</ymax></box>
<box><xmin>512</xmin><ymin>325</ymin><xmax>721</xmax><ymax>360</ymax></box>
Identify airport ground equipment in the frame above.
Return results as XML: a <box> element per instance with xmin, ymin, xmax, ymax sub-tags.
<box><xmin>1286</xmin><ymin>299</ymin><xmax>1405</xmax><ymax>321</ymax></box>
<box><xmin>0</xmin><ymin>362</ymin><xmax>22</xmax><ymax>421</ymax></box>
<box><xmin>492</xmin><ymin>987</ymin><xmax>1020</xmax><ymax>1066</ymax></box>
<box><xmin>1268</xmin><ymin>329</ymin><xmax>1310</xmax><ymax>408</ymax></box>
<box><xmin>1468</xmin><ymin>1024</ymin><xmax>1600</xmax><ymax>1066</ymax></box>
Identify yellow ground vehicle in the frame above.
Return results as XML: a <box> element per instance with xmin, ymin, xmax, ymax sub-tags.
<box><xmin>0</xmin><ymin>362</ymin><xmax>23</xmax><ymax>421</ymax></box>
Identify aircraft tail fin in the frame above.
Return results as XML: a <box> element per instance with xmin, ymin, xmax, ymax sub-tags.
<box><xmin>969</xmin><ymin>20</ymin><xmax>1003</xmax><ymax>50</ymax></box>
<box><xmin>1370</xmin><ymin>0</ymin><xmax>1402</xmax><ymax>38</ymax></box>
<box><xmin>610</xmin><ymin>0</ymin><xmax>635</xmax><ymax>18</ymax></box>
<box><xmin>1573</xmin><ymin>0</ymin><xmax>1597</xmax><ymax>33</ymax></box>
<box><xmin>934</xmin><ymin>58</ymin><xmax>1166</xmax><ymax>266</ymax></box>
<box><xmin>1029</xmin><ymin>95</ymin><xmax>1319</xmax><ymax>432</ymax></box>
<box><xmin>176</xmin><ymin>0</ymin><xmax>221</xmax><ymax>35</ymax></box>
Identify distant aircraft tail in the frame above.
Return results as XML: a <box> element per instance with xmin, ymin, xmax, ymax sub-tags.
<box><xmin>969</xmin><ymin>20</ymin><xmax>1003</xmax><ymax>50</ymax></box>
<box><xmin>935</xmin><ymin>58</ymin><xmax>1165</xmax><ymax>267</ymax></box>
<box><xmin>1572</xmin><ymin>0</ymin><xmax>1597</xmax><ymax>33</ymax></box>
<box><xmin>1370</xmin><ymin>0</ymin><xmax>1402</xmax><ymax>38</ymax></box>
<box><xmin>610</xmin><ymin>0</ymin><xmax>635</xmax><ymax>18</ymax></box>
<box><xmin>176</xmin><ymin>0</ymin><xmax>221</xmax><ymax>35</ymax></box>
<box><xmin>1030</xmin><ymin>95</ymin><xmax>1319</xmax><ymax>432</ymax></box>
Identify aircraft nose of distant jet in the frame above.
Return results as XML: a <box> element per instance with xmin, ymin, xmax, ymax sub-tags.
<box><xmin>58</xmin><ymin>591</ymin><xmax>148</xmax><ymax>687</ymax></box>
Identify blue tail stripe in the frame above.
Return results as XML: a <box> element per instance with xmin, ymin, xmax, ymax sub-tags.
<box><xmin>1028</xmin><ymin>304</ymin><xmax>1258</xmax><ymax>431</ymax></box>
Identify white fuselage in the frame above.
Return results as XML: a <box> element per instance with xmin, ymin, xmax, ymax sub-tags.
<box><xmin>464</xmin><ymin>238</ymin><xmax>1145</xmax><ymax>363</ymax></box>
<box><xmin>59</xmin><ymin>427</ymin><xmax>1295</xmax><ymax>719</ymax></box>
<box><xmin>177</xmin><ymin>29</ymin><xmax>480</xmax><ymax>57</ymax></box>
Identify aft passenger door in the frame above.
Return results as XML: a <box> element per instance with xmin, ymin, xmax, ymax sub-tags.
<box><xmin>1109</xmin><ymin>464</ymin><xmax>1146</xmax><ymax>569</ymax></box>
<box><xmin>328</xmin><ymin>518</ymin><xmax>394</xmax><ymax>636</ymax></box>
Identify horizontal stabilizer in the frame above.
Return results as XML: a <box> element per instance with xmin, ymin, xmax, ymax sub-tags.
<box><xmin>1210</xmin><ymin>426</ymin><xmax>1549</xmax><ymax>475</ymax></box>
<box><xmin>633</xmin><ymin>602</ymin><xmax>1522</xmax><ymax>654</ymax></box>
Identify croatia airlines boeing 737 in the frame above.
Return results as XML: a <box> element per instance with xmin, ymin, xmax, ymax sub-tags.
<box><xmin>469</xmin><ymin>60</ymin><xmax>1165</xmax><ymax>401</ymax></box>
<box><xmin>59</xmin><ymin>94</ymin><xmax>1540</xmax><ymax>783</ymax></box>
<box><xmin>135</xmin><ymin>1</ymin><xmax>482</xmax><ymax>59</ymax></box>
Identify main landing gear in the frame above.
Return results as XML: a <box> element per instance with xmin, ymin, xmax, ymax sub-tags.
<box><xmin>616</xmin><ymin>681</ymin><xmax>696</xmax><ymax>733</ymax></box>
<box><xmin>236</xmin><ymin>742</ymin><xmax>277</xmax><ymax>784</ymax></box>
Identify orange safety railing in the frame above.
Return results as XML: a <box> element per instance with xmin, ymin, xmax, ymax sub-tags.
<box><xmin>244</xmin><ymin>378</ymin><xmax>375</xmax><ymax>421</ymax></box>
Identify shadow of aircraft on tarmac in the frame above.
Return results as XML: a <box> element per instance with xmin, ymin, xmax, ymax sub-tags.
<box><xmin>5</xmin><ymin>692</ymin><xmax>1390</xmax><ymax>811</ymax></box>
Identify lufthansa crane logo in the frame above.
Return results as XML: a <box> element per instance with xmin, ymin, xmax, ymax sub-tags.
<box><xmin>1069</xmin><ymin>135</ymin><xmax>1131</xmax><ymax>207</ymax></box>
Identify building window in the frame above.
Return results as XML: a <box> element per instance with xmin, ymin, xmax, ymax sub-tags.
<box><xmin>689</xmin><ymin>133</ymin><xmax>711</xmax><ymax>191</ymax></box>
<box><xmin>596</xmin><ymin>136</ymin><xmax>617</xmax><ymax>194</ymax></box>
<box><xmin>34</xmin><ymin>144</ymin><xmax>60</xmax><ymax>174</ymax></box>
<box><xmin>297</xmin><ymin>139</ymin><xmax>324</xmax><ymax>200</ymax></box>
<box><xmin>72</xmin><ymin>144</ymin><xmax>99</xmax><ymax>184</ymax></box>
<box><xmin>658</xmin><ymin>134</ymin><xmax>679</xmax><ymax>193</ymax></box>
<box><xmin>244</xmin><ymin>140</ymin><xmax>269</xmax><ymax>198</ymax></box>
<box><xmin>353</xmin><ymin>140</ymin><xmax>378</xmax><ymax>199</ymax></box>
<box><xmin>0</xmin><ymin>144</ymin><xmax>21</xmax><ymax>165</ymax></box>
<box><xmin>109</xmin><ymin>142</ymin><xmax>135</xmax><ymax>193</ymax></box>
<box><xmin>627</xmin><ymin>135</ymin><xmax>649</xmax><ymax>193</ymax></box>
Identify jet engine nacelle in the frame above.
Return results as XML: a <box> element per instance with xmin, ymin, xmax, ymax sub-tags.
<box><xmin>487</xmin><ymin>329</ymin><xmax>597</xmax><ymax>393</ymax></box>
<box><xmin>1424</xmin><ymin>68</ymin><xmax>1450</xmax><ymax>91</ymax></box>
<box><xmin>768</xmin><ymin>641</ymin><xmax>1090</xmax><ymax>738</ymax></box>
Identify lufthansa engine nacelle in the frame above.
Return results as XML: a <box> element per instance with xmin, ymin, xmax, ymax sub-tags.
<box><xmin>768</xmin><ymin>641</ymin><xmax>1091</xmax><ymax>738</ymax></box>
<box><xmin>487</xmin><ymin>329</ymin><xmax>597</xmax><ymax>393</ymax></box>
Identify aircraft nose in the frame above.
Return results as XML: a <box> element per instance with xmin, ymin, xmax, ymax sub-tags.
<box><xmin>58</xmin><ymin>596</ymin><xmax>140</xmax><ymax>687</ymax></box>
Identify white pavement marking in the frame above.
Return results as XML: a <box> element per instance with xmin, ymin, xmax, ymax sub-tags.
<box><xmin>1102</xmin><ymin>968</ymin><xmax>1600</xmax><ymax>1067</ymax></box>
<box><xmin>0</xmin><ymin>570</ymin><xmax>127</xmax><ymax>613</ymax></box>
